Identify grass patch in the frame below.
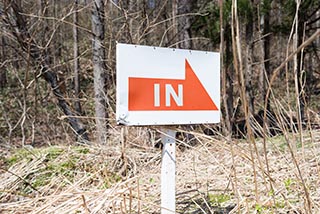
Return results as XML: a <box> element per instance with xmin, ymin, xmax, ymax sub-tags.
<box><xmin>208</xmin><ymin>193</ymin><xmax>231</xmax><ymax>206</ymax></box>
<box><xmin>5</xmin><ymin>148</ymin><xmax>39</xmax><ymax>166</ymax></box>
<box><xmin>5</xmin><ymin>146</ymin><xmax>65</xmax><ymax>167</ymax></box>
<box><xmin>5</xmin><ymin>146</ymin><xmax>90</xmax><ymax>167</ymax></box>
<box><xmin>73</xmin><ymin>146</ymin><xmax>90</xmax><ymax>154</ymax></box>
<box><xmin>101</xmin><ymin>173</ymin><xmax>122</xmax><ymax>189</ymax></box>
<box><xmin>3</xmin><ymin>145</ymin><xmax>122</xmax><ymax>195</ymax></box>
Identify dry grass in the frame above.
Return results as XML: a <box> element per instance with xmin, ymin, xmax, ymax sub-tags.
<box><xmin>0</xmin><ymin>122</ymin><xmax>320</xmax><ymax>213</ymax></box>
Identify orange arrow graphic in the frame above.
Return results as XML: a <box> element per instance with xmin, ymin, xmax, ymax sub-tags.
<box><xmin>128</xmin><ymin>59</ymin><xmax>218</xmax><ymax>111</ymax></box>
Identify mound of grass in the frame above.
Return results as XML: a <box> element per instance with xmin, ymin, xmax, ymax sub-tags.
<box><xmin>2</xmin><ymin>145</ymin><xmax>120</xmax><ymax>196</ymax></box>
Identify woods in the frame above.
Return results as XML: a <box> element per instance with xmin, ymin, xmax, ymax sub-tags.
<box><xmin>0</xmin><ymin>0</ymin><xmax>320</xmax><ymax>213</ymax></box>
<box><xmin>0</xmin><ymin>0</ymin><xmax>319</xmax><ymax>142</ymax></box>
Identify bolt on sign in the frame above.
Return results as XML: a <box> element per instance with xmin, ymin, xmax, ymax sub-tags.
<box><xmin>116</xmin><ymin>43</ymin><xmax>220</xmax><ymax>126</ymax></box>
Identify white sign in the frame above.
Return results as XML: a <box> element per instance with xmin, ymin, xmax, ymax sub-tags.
<box><xmin>116</xmin><ymin>43</ymin><xmax>220</xmax><ymax>126</ymax></box>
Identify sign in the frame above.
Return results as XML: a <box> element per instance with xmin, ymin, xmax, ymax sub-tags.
<box><xmin>116</xmin><ymin>43</ymin><xmax>220</xmax><ymax>126</ymax></box>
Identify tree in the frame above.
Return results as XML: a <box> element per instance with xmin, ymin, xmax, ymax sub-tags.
<box><xmin>1</xmin><ymin>0</ymin><xmax>89</xmax><ymax>142</ymax></box>
<box><xmin>73</xmin><ymin>0</ymin><xmax>82</xmax><ymax>115</ymax></box>
<box><xmin>171</xmin><ymin>0</ymin><xmax>178</xmax><ymax>48</ymax></box>
<box><xmin>177</xmin><ymin>0</ymin><xmax>197</xmax><ymax>49</ymax></box>
<box><xmin>220</xmin><ymin>0</ymin><xmax>234</xmax><ymax>136</ymax></box>
<box><xmin>0</xmin><ymin>26</ymin><xmax>7</xmax><ymax>89</ymax></box>
<box><xmin>92</xmin><ymin>0</ymin><xmax>109</xmax><ymax>144</ymax></box>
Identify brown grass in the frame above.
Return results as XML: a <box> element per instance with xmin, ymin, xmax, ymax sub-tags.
<box><xmin>1</xmin><ymin>122</ymin><xmax>320</xmax><ymax>213</ymax></box>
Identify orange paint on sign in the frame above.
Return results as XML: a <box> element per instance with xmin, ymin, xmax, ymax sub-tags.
<box><xmin>128</xmin><ymin>59</ymin><xmax>218</xmax><ymax>111</ymax></box>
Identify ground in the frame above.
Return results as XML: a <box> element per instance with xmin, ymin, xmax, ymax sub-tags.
<box><xmin>0</xmin><ymin>127</ymin><xmax>320</xmax><ymax>213</ymax></box>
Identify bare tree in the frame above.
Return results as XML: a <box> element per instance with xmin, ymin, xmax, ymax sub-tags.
<box><xmin>0</xmin><ymin>27</ymin><xmax>7</xmax><ymax>88</ymax></box>
<box><xmin>73</xmin><ymin>0</ymin><xmax>82</xmax><ymax>115</ymax></box>
<box><xmin>171</xmin><ymin>0</ymin><xmax>178</xmax><ymax>48</ymax></box>
<box><xmin>177</xmin><ymin>0</ymin><xmax>196</xmax><ymax>49</ymax></box>
<box><xmin>1</xmin><ymin>0</ymin><xmax>89</xmax><ymax>142</ymax></box>
<box><xmin>92</xmin><ymin>0</ymin><xmax>108</xmax><ymax>144</ymax></box>
<box><xmin>244</xmin><ymin>3</ymin><xmax>255</xmax><ymax>115</ymax></box>
<box><xmin>220</xmin><ymin>0</ymin><xmax>233</xmax><ymax>136</ymax></box>
<box><xmin>52</xmin><ymin>0</ymin><xmax>62</xmax><ymax>65</ymax></box>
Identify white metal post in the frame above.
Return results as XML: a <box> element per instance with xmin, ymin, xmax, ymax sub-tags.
<box><xmin>161</xmin><ymin>129</ymin><xmax>176</xmax><ymax>214</ymax></box>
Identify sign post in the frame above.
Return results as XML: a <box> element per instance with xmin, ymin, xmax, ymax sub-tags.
<box><xmin>160</xmin><ymin>129</ymin><xmax>176</xmax><ymax>214</ymax></box>
<box><xmin>116</xmin><ymin>43</ymin><xmax>220</xmax><ymax>213</ymax></box>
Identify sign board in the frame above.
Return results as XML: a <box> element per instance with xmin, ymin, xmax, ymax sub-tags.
<box><xmin>116</xmin><ymin>43</ymin><xmax>220</xmax><ymax>126</ymax></box>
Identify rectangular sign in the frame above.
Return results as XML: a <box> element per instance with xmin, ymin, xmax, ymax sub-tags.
<box><xmin>116</xmin><ymin>43</ymin><xmax>220</xmax><ymax>126</ymax></box>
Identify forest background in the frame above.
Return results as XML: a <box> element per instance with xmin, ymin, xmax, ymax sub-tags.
<box><xmin>0</xmin><ymin>0</ymin><xmax>320</xmax><ymax>213</ymax></box>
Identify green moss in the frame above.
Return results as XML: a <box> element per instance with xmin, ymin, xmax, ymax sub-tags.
<box><xmin>31</xmin><ymin>158</ymin><xmax>77</xmax><ymax>188</ymax></box>
<box><xmin>73</xmin><ymin>146</ymin><xmax>90</xmax><ymax>154</ymax></box>
<box><xmin>4</xmin><ymin>146</ymin><xmax>119</xmax><ymax>194</ymax></box>
<box><xmin>255</xmin><ymin>204</ymin><xmax>265</xmax><ymax>213</ymax></box>
<box><xmin>45</xmin><ymin>155</ymin><xmax>78</xmax><ymax>179</ymax></box>
<box><xmin>32</xmin><ymin>172</ymin><xmax>53</xmax><ymax>188</ymax></box>
<box><xmin>5</xmin><ymin>146</ymin><xmax>66</xmax><ymax>168</ymax></box>
<box><xmin>101</xmin><ymin>173</ymin><xmax>122</xmax><ymax>189</ymax></box>
<box><xmin>5</xmin><ymin>148</ymin><xmax>38</xmax><ymax>167</ymax></box>
<box><xmin>255</xmin><ymin>200</ymin><xmax>286</xmax><ymax>213</ymax></box>
<box><xmin>149</xmin><ymin>177</ymin><xmax>155</xmax><ymax>184</ymax></box>
<box><xmin>275</xmin><ymin>201</ymin><xmax>285</xmax><ymax>209</ymax></box>
<box><xmin>44</xmin><ymin>147</ymin><xmax>64</xmax><ymax>160</ymax></box>
<box><xmin>5</xmin><ymin>155</ymin><xmax>18</xmax><ymax>166</ymax></box>
<box><xmin>284</xmin><ymin>178</ymin><xmax>293</xmax><ymax>191</ymax></box>
<box><xmin>208</xmin><ymin>193</ymin><xmax>230</xmax><ymax>206</ymax></box>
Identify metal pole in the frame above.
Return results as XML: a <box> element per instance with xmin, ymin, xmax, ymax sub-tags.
<box><xmin>161</xmin><ymin>129</ymin><xmax>176</xmax><ymax>214</ymax></box>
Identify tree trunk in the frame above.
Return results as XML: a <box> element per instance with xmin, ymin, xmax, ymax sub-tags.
<box><xmin>177</xmin><ymin>0</ymin><xmax>196</xmax><ymax>49</ymax></box>
<box><xmin>3</xmin><ymin>0</ymin><xmax>89</xmax><ymax>142</ymax></box>
<box><xmin>53</xmin><ymin>0</ymin><xmax>62</xmax><ymax>64</ymax></box>
<box><xmin>171</xmin><ymin>0</ymin><xmax>178</xmax><ymax>48</ymax></box>
<box><xmin>220</xmin><ymin>0</ymin><xmax>233</xmax><ymax>136</ymax></box>
<box><xmin>73</xmin><ymin>0</ymin><xmax>82</xmax><ymax>115</ymax></box>
<box><xmin>244</xmin><ymin>2</ymin><xmax>255</xmax><ymax>115</ymax></box>
<box><xmin>297</xmin><ymin>14</ymin><xmax>305</xmax><ymax>122</ymax></box>
<box><xmin>0</xmin><ymin>29</ymin><xmax>7</xmax><ymax>88</ymax></box>
<box><xmin>92</xmin><ymin>0</ymin><xmax>108</xmax><ymax>144</ymax></box>
<box><xmin>263</xmin><ymin>2</ymin><xmax>271</xmax><ymax>117</ymax></box>
<box><xmin>245</xmin><ymin>24</ymin><xmax>255</xmax><ymax>115</ymax></box>
<box><xmin>38</xmin><ymin>0</ymin><xmax>50</xmax><ymax>62</ymax></box>
<box><xmin>225</xmin><ymin>23</ymin><xmax>234</xmax><ymax>131</ymax></box>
